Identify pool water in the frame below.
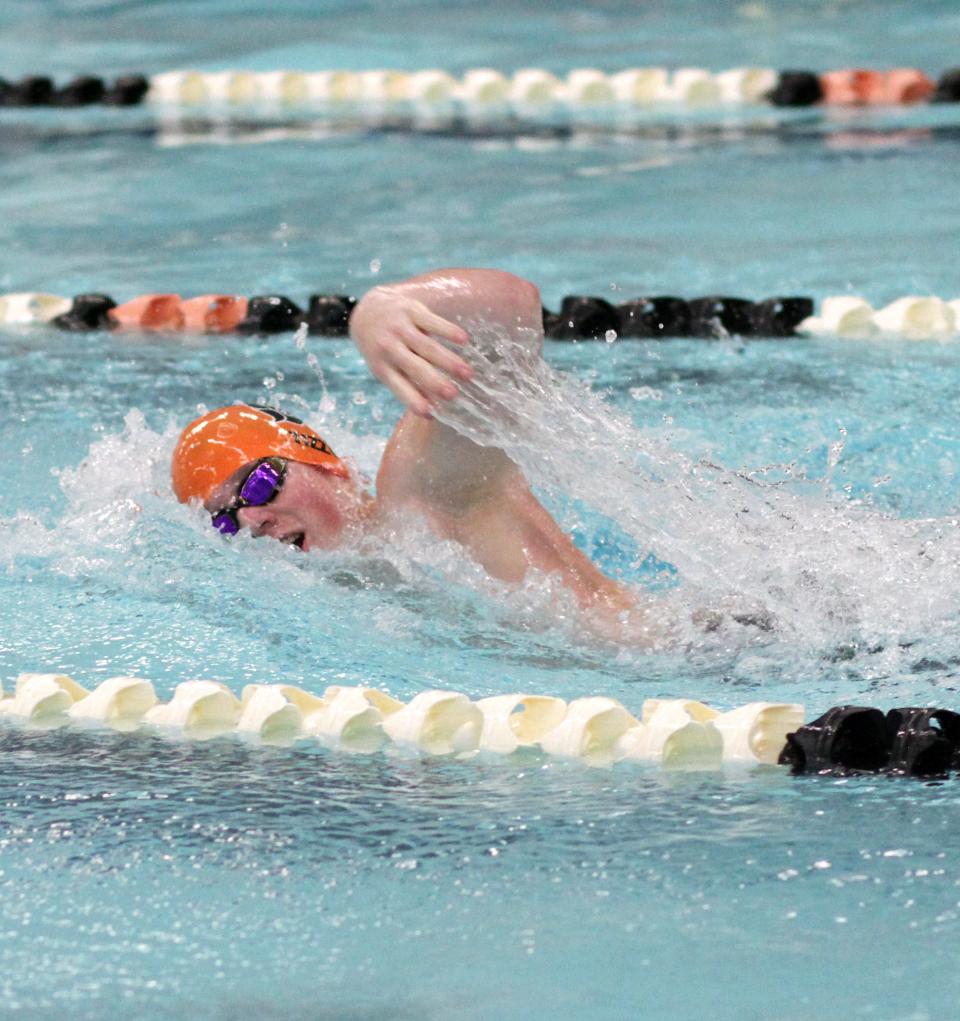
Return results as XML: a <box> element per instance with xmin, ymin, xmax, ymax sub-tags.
<box><xmin>3</xmin><ymin>2</ymin><xmax>960</xmax><ymax>1019</ymax></box>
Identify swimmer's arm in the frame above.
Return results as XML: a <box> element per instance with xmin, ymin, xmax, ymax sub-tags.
<box><xmin>349</xmin><ymin>268</ymin><xmax>543</xmax><ymax>417</ymax></box>
<box><xmin>378</xmin><ymin>413</ymin><xmax>644</xmax><ymax>619</ymax></box>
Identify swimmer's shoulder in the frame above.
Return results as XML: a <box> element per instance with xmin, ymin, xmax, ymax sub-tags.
<box><xmin>376</xmin><ymin>411</ymin><xmax>517</xmax><ymax>518</ymax></box>
<box><xmin>375</xmin><ymin>413</ymin><xmax>425</xmax><ymax>509</ymax></box>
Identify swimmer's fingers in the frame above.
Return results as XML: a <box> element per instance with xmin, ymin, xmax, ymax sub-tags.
<box><xmin>363</xmin><ymin>332</ymin><xmax>457</xmax><ymax>410</ymax></box>
<box><xmin>409</xmin><ymin>306</ymin><xmax>470</xmax><ymax>347</ymax></box>
<box><xmin>380</xmin><ymin>366</ymin><xmax>435</xmax><ymax>419</ymax></box>
<box><xmin>393</xmin><ymin>344</ymin><xmax>461</xmax><ymax>405</ymax></box>
<box><xmin>402</xmin><ymin>326</ymin><xmax>474</xmax><ymax>384</ymax></box>
<box><xmin>350</xmin><ymin>289</ymin><xmax>469</xmax><ymax>409</ymax></box>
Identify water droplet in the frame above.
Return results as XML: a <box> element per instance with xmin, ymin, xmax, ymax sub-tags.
<box><xmin>370</xmin><ymin>258</ymin><xmax>382</xmax><ymax>274</ymax></box>
<box><xmin>604</xmin><ymin>329</ymin><xmax>618</xmax><ymax>344</ymax></box>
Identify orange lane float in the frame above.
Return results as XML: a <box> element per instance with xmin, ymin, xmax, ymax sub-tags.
<box><xmin>819</xmin><ymin>68</ymin><xmax>884</xmax><ymax>105</ymax></box>
<box><xmin>109</xmin><ymin>294</ymin><xmax>184</xmax><ymax>331</ymax></box>
<box><xmin>880</xmin><ymin>68</ymin><xmax>935</xmax><ymax>104</ymax></box>
<box><xmin>180</xmin><ymin>295</ymin><xmax>248</xmax><ymax>333</ymax></box>
<box><xmin>820</xmin><ymin>68</ymin><xmax>935</xmax><ymax>105</ymax></box>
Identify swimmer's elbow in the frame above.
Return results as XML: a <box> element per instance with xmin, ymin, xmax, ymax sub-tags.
<box><xmin>476</xmin><ymin>270</ymin><xmax>541</xmax><ymax>318</ymax></box>
<box><xmin>471</xmin><ymin>270</ymin><xmax>542</xmax><ymax>332</ymax></box>
<box><xmin>402</xmin><ymin>268</ymin><xmax>541</xmax><ymax>321</ymax></box>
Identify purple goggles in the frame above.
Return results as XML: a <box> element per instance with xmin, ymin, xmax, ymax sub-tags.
<box><xmin>211</xmin><ymin>457</ymin><xmax>287</xmax><ymax>536</ymax></box>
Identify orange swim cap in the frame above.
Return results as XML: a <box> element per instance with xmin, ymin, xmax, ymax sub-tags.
<box><xmin>171</xmin><ymin>403</ymin><xmax>348</xmax><ymax>504</ymax></box>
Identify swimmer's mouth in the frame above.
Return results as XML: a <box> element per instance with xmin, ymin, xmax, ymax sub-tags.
<box><xmin>284</xmin><ymin>532</ymin><xmax>306</xmax><ymax>550</ymax></box>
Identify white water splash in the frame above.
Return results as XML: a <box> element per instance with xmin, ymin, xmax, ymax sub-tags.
<box><xmin>433</xmin><ymin>318</ymin><xmax>960</xmax><ymax>654</ymax></box>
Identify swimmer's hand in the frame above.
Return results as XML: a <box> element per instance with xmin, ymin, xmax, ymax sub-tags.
<box><xmin>350</xmin><ymin>286</ymin><xmax>473</xmax><ymax>418</ymax></box>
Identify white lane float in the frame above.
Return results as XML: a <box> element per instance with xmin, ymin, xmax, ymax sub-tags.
<box><xmin>203</xmin><ymin>71</ymin><xmax>260</xmax><ymax>104</ymax></box>
<box><xmin>949</xmin><ymin>299</ymin><xmax>960</xmax><ymax>332</ymax></box>
<box><xmin>0</xmin><ymin>292</ymin><xmax>71</xmax><ymax>324</ymax></box>
<box><xmin>303</xmin><ymin>70</ymin><xmax>360</xmax><ymax>104</ymax></box>
<box><xmin>148</xmin><ymin>70</ymin><xmax>208</xmax><ymax>105</ymax></box>
<box><xmin>143</xmin><ymin>680</ymin><xmax>240</xmax><ymax>738</ymax></box>
<box><xmin>67</xmin><ymin>676</ymin><xmax>158</xmax><ymax>729</ymax></box>
<box><xmin>300</xmin><ymin>685</ymin><xmax>390</xmax><ymax>753</ymax></box>
<box><xmin>458</xmin><ymin>68</ymin><xmax>511</xmax><ymax>105</ymax></box>
<box><xmin>564</xmin><ymin>69</ymin><xmax>615</xmax><ymax>105</ymax></box>
<box><xmin>357</xmin><ymin>70</ymin><xmax>410</xmax><ymax>104</ymax></box>
<box><xmin>476</xmin><ymin>694</ymin><xmax>568</xmax><ymax>754</ymax></box>
<box><xmin>658</xmin><ymin>68</ymin><xmax>721</xmax><ymax>105</ymax></box>
<box><xmin>872</xmin><ymin>296</ymin><xmax>956</xmax><ymax>339</ymax></box>
<box><xmin>609</xmin><ymin>68</ymin><xmax>668</xmax><ymax>104</ymax></box>
<box><xmin>798</xmin><ymin>296</ymin><xmax>878</xmax><ymax>338</ymax></box>
<box><xmin>616</xmin><ymin>699</ymin><xmax>723</xmax><ymax>769</ymax></box>
<box><xmin>711</xmin><ymin>702</ymin><xmax>805</xmax><ymax>764</ymax></box>
<box><xmin>380</xmin><ymin>689</ymin><xmax>483</xmax><ymax>756</ymax></box>
<box><xmin>800</xmin><ymin>295</ymin><xmax>959</xmax><ymax>340</ymax></box>
<box><xmin>237</xmin><ymin>685</ymin><xmax>302</xmax><ymax>743</ymax></box>
<box><xmin>715</xmin><ymin>67</ymin><xmax>777</xmax><ymax>103</ymax></box>
<box><xmin>257</xmin><ymin>71</ymin><xmax>310</xmax><ymax>105</ymax></box>
<box><xmin>408</xmin><ymin>70</ymin><xmax>457</xmax><ymax>104</ymax></box>
<box><xmin>0</xmin><ymin>673</ymin><xmax>78</xmax><ymax>724</ymax></box>
<box><xmin>538</xmin><ymin>696</ymin><xmax>638</xmax><ymax>766</ymax></box>
<box><xmin>509</xmin><ymin>68</ymin><xmax>563</xmax><ymax>105</ymax></box>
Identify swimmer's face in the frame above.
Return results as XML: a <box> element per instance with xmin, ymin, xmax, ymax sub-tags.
<box><xmin>205</xmin><ymin>459</ymin><xmax>360</xmax><ymax>552</ymax></box>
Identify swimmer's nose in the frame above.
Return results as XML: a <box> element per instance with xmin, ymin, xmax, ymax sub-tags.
<box><xmin>236</xmin><ymin>504</ymin><xmax>279</xmax><ymax>538</ymax></box>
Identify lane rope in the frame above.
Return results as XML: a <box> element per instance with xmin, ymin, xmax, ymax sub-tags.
<box><xmin>2</xmin><ymin>68</ymin><xmax>959</xmax><ymax>116</ymax></box>
<box><xmin>5</xmin><ymin>673</ymin><xmax>958</xmax><ymax>778</ymax></box>
<box><xmin>1</xmin><ymin>291</ymin><xmax>958</xmax><ymax>340</ymax></box>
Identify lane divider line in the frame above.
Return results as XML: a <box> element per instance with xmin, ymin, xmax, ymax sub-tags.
<box><xmin>2</xmin><ymin>291</ymin><xmax>958</xmax><ymax>340</ymax></box>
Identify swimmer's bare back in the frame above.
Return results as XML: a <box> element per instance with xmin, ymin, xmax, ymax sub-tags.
<box><xmin>351</xmin><ymin>268</ymin><xmax>645</xmax><ymax>629</ymax></box>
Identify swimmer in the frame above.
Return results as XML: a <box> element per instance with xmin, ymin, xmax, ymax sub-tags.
<box><xmin>172</xmin><ymin>268</ymin><xmax>675</xmax><ymax>644</ymax></box>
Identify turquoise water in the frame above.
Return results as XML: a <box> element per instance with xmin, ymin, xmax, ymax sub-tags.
<box><xmin>3</xmin><ymin>2</ymin><xmax>960</xmax><ymax>1019</ymax></box>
